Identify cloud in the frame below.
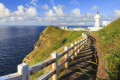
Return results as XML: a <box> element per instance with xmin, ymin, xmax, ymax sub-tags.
<box><xmin>25</xmin><ymin>6</ymin><xmax>38</xmax><ymax>17</ymax></box>
<box><xmin>107</xmin><ymin>9</ymin><xmax>120</xmax><ymax>21</ymax></box>
<box><xmin>114</xmin><ymin>9</ymin><xmax>120</xmax><ymax>16</ymax></box>
<box><xmin>0</xmin><ymin>3</ymin><xmax>97</xmax><ymax>25</ymax></box>
<box><xmin>77</xmin><ymin>22</ymin><xmax>84</xmax><ymax>25</ymax></box>
<box><xmin>44</xmin><ymin>5</ymin><xmax>97</xmax><ymax>25</ymax></box>
<box><xmin>45</xmin><ymin>6</ymin><xmax>97</xmax><ymax>25</ymax></box>
<box><xmin>42</xmin><ymin>4</ymin><xmax>49</xmax><ymax>10</ymax></box>
<box><xmin>72</xmin><ymin>8</ymin><xmax>81</xmax><ymax>17</ymax></box>
<box><xmin>1</xmin><ymin>2</ymin><xmax>119</xmax><ymax>26</ymax></box>
<box><xmin>0</xmin><ymin>3</ymin><xmax>41</xmax><ymax>25</ymax></box>
<box><xmin>14</xmin><ymin>5</ymin><xmax>24</xmax><ymax>16</ymax></box>
<box><xmin>45</xmin><ymin>9</ymin><xmax>54</xmax><ymax>17</ymax></box>
<box><xmin>92</xmin><ymin>5</ymin><xmax>98</xmax><ymax>11</ymax></box>
<box><xmin>13</xmin><ymin>5</ymin><xmax>38</xmax><ymax>18</ymax></box>
<box><xmin>86</xmin><ymin>13</ymin><xmax>94</xmax><ymax>17</ymax></box>
<box><xmin>0</xmin><ymin>3</ymin><xmax>10</xmax><ymax>17</ymax></box>
<box><xmin>30</xmin><ymin>0</ymin><xmax>38</xmax><ymax>6</ymax></box>
<box><xmin>45</xmin><ymin>5</ymin><xmax>65</xmax><ymax>17</ymax></box>
<box><xmin>53</xmin><ymin>5</ymin><xmax>64</xmax><ymax>17</ymax></box>
<box><xmin>70</xmin><ymin>0</ymin><xmax>79</xmax><ymax>5</ymax></box>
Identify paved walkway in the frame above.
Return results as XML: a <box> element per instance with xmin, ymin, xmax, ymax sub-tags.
<box><xmin>59</xmin><ymin>36</ymin><xmax>97</xmax><ymax>80</ymax></box>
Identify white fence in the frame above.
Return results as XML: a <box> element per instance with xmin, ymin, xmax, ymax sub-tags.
<box><xmin>0</xmin><ymin>33</ymin><xmax>88</xmax><ymax>80</ymax></box>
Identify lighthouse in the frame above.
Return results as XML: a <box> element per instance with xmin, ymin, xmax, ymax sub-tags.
<box><xmin>88</xmin><ymin>10</ymin><xmax>103</xmax><ymax>31</ymax></box>
<box><xmin>94</xmin><ymin>11</ymin><xmax>101</xmax><ymax>27</ymax></box>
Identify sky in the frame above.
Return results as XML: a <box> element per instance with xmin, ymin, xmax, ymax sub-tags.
<box><xmin>0</xmin><ymin>0</ymin><xmax>120</xmax><ymax>26</ymax></box>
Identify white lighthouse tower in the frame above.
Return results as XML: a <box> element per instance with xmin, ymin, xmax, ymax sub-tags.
<box><xmin>94</xmin><ymin>11</ymin><xmax>101</xmax><ymax>27</ymax></box>
<box><xmin>88</xmin><ymin>10</ymin><xmax>102</xmax><ymax>31</ymax></box>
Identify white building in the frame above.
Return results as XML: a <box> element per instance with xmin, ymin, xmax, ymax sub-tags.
<box><xmin>88</xmin><ymin>11</ymin><xmax>102</xmax><ymax>31</ymax></box>
<box><xmin>103</xmin><ymin>21</ymin><xmax>110</xmax><ymax>27</ymax></box>
<box><xmin>59</xmin><ymin>26</ymin><xmax>68</xmax><ymax>30</ymax></box>
<box><xmin>69</xmin><ymin>28</ymin><xmax>87</xmax><ymax>31</ymax></box>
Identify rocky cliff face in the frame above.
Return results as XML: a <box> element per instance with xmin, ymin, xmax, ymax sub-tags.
<box><xmin>23</xmin><ymin>27</ymin><xmax>51</xmax><ymax>64</ymax></box>
<box><xmin>23</xmin><ymin>25</ymin><xmax>85</xmax><ymax>66</ymax></box>
<box><xmin>34</xmin><ymin>33</ymin><xmax>49</xmax><ymax>49</ymax></box>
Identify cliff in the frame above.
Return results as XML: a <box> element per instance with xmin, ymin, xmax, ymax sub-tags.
<box><xmin>23</xmin><ymin>25</ymin><xmax>86</xmax><ymax>66</ymax></box>
<box><xmin>22</xmin><ymin>25</ymin><xmax>87</xmax><ymax>80</ymax></box>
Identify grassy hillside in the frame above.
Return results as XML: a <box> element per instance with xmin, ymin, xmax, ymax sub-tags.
<box><xmin>23</xmin><ymin>25</ymin><xmax>87</xmax><ymax>79</ymax></box>
<box><xmin>91</xmin><ymin>18</ymin><xmax>120</xmax><ymax>79</ymax></box>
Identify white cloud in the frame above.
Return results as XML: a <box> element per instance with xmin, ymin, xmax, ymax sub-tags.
<box><xmin>42</xmin><ymin>4</ymin><xmax>49</xmax><ymax>10</ymax></box>
<box><xmin>78</xmin><ymin>22</ymin><xmax>84</xmax><ymax>25</ymax></box>
<box><xmin>86</xmin><ymin>13</ymin><xmax>94</xmax><ymax>17</ymax></box>
<box><xmin>14</xmin><ymin>5</ymin><xmax>24</xmax><ymax>16</ymax></box>
<box><xmin>30</xmin><ymin>0</ymin><xmax>38</xmax><ymax>6</ymax></box>
<box><xmin>46</xmin><ymin>9</ymin><xmax>54</xmax><ymax>17</ymax></box>
<box><xmin>44</xmin><ymin>5</ymin><xmax>97</xmax><ymax>25</ymax></box>
<box><xmin>9</xmin><ymin>17</ymin><xmax>15</xmax><ymax>21</ymax></box>
<box><xmin>92</xmin><ymin>5</ymin><xmax>98</xmax><ymax>11</ymax></box>
<box><xmin>70</xmin><ymin>0</ymin><xmax>79</xmax><ymax>5</ymax></box>
<box><xmin>1</xmin><ymin>2</ymin><xmax>118</xmax><ymax>26</ymax></box>
<box><xmin>25</xmin><ymin>6</ymin><xmax>38</xmax><ymax>17</ymax></box>
<box><xmin>72</xmin><ymin>8</ymin><xmax>81</xmax><ymax>17</ymax></box>
<box><xmin>0</xmin><ymin>3</ymin><xmax>96</xmax><ymax>25</ymax></box>
<box><xmin>45</xmin><ymin>5</ymin><xmax>65</xmax><ymax>17</ymax></box>
<box><xmin>107</xmin><ymin>9</ymin><xmax>120</xmax><ymax>21</ymax></box>
<box><xmin>0</xmin><ymin>3</ymin><xmax>41</xmax><ymax>25</ymax></box>
<box><xmin>18</xmin><ymin>17</ymin><xmax>23</xmax><ymax>20</ymax></box>
<box><xmin>53</xmin><ymin>5</ymin><xmax>64</xmax><ymax>17</ymax></box>
<box><xmin>0</xmin><ymin>3</ymin><xmax>10</xmax><ymax>17</ymax></box>
<box><xmin>14</xmin><ymin>5</ymin><xmax>38</xmax><ymax>17</ymax></box>
<box><xmin>114</xmin><ymin>9</ymin><xmax>120</xmax><ymax>16</ymax></box>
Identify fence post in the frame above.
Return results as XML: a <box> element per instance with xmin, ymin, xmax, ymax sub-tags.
<box><xmin>81</xmin><ymin>39</ymin><xmax>83</xmax><ymax>49</ymax></box>
<box><xmin>83</xmin><ymin>39</ymin><xmax>85</xmax><ymax>47</ymax></box>
<box><xmin>17</xmin><ymin>63</ymin><xmax>29</xmax><ymax>80</ymax></box>
<box><xmin>52</xmin><ymin>52</ymin><xmax>58</xmax><ymax>80</ymax></box>
<box><xmin>75</xmin><ymin>41</ymin><xmax>78</xmax><ymax>56</ymax></box>
<box><xmin>85</xmin><ymin>38</ymin><xmax>87</xmax><ymax>44</ymax></box>
<box><xmin>86</xmin><ymin>36</ymin><xmax>88</xmax><ymax>43</ymax></box>
<box><xmin>64</xmin><ymin>46</ymin><xmax>69</xmax><ymax>68</ymax></box>
<box><xmin>71</xmin><ymin>43</ymin><xmax>74</xmax><ymax>60</ymax></box>
<box><xmin>78</xmin><ymin>40</ymin><xmax>80</xmax><ymax>53</ymax></box>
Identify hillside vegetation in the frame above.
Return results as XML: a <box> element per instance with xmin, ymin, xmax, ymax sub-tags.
<box><xmin>23</xmin><ymin>25</ymin><xmax>87</xmax><ymax>79</ymax></box>
<box><xmin>91</xmin><ymin>18</ymin><xmax>120</xmax><ymax>79</ymax></box>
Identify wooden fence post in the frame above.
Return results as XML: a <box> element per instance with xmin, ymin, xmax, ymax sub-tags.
<box><xmin>81</xmin><ymin>39</ymin><xmax>83</xmax><ymax>49</ymax></box>
<box><xmin>78</xmin><ymin>40</ymin><xmax>80</xmax><ymax>53</ymax></box>
<box><xmin>64</xmin><ymin>46</ymin><xmax>69</xmax><ymax>68</ymax></box>
<box><xmin>71</xmin><ymin>43</ymin><xmax>74</xmax><ymax>60</ymax></box>
<box><xmin>75</xmin><ymin>41</ymin><xmax>78</xmax><ymax>56</ymax></box>
<box><xmin>17</xmin><ymin>63</ymin><xmax>29</xmax><ymax>80</ymax></box>
<box><xmin>86</xmin><ymin>36</ymin><xmax>88</xmax><ymax>43</ymax></box>
<box><xmin>52</xmin><ymin>52</ymin><xmax>58</xmax><ymax>80</ymax></box>
<box><xmin>83</xmin><ymin>39</ymin><xmax>85</xmax><ymax>47</ymax></box>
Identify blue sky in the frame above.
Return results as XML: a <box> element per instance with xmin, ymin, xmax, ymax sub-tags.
<box><xmin>0</xmin><ymin>0</ymin><xmax>120</xmax><ymax>25</ymax></box>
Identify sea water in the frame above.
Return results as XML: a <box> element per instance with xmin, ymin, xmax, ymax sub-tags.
<box><xmin>0</xmin><ymin>26</ymin><xmax>46</xmax><ymax>76</ymax></box>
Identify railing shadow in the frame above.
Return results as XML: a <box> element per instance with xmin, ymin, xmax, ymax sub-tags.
<box><xmin>59</xmin><ymin>36</ymin><xmax>98</xmax><ymax>80</ymax></box>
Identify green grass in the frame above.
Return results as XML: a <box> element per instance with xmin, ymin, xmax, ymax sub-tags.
<box><xmin>91</xmin><ymin>17</ymin><xmax>120</xmax><ymax>79</ymax></box>
<box><xmin>23</xmin><ymin>25</ymin><xmax>87</xmax><ymax>80</ymax></box>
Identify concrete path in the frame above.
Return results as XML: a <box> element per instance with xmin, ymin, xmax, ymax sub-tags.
<box><xmin>58</xmin><ymin>36</ymin><xmax>97</xmax><ymax>80</ymax></box>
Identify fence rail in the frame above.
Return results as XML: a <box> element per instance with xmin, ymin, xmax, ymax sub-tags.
<box><xmin>0</xmin><ymin>33</ymin><xmax>88</xmax><ymax>80</ymax></box>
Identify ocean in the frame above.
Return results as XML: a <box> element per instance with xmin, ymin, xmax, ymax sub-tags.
<box><xmin>0</xmin><ymin>26</ymin><xmax>46</xmax><ymax>76</ymax></box>
<box><xmin>0</xmin><ymin>25</ymin><xmax>89</xmax><ymax>76</ymax></box>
